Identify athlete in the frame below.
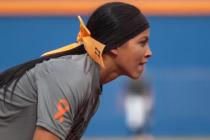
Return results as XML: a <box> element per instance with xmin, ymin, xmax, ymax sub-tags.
<box><xmin>0</xmin><ymin>2</ymin><xmax>152</xmax><ymax>140</ymax></box>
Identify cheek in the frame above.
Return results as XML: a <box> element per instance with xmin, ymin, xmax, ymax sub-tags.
<box><xmin>124</xmin><ymin>51</ymin><xmax>142</xmax><ymax>70</ymax></box>
<box><xmin>116</xmin><ymin>50</ymin><xmax>134</xmax><ymax>69</ymax></box>
<box><xmin>117</xmin><ymin>46</ymin><xmax>145</xmax><ymax>69</ymax></box>
<box><xmin>133</xmin><ymin>47</ymin><xmax>146</xmax><ymax>62</ymax></box>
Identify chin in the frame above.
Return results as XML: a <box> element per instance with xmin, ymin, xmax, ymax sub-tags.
<box><xmin>128</xmin><ymin>72</ymin><xmax>142</xmax><ymax>79</ymax></box>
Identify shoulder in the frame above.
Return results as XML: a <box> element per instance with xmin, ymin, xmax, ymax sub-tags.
<box><xmin>34</xmin><ymin>54</ymin><xmax>95</xmax><ymax>77</ymax></box>
<box><xmin>32</xmin><ymin>54</ymin><xmax>98</xmax><ymax>94</ymax></box>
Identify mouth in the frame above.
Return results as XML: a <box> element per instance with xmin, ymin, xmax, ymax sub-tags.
<box><xmin>139</xmin><ymin>61</ymin><xmax>147</xmax><ymax>65</ymax></box>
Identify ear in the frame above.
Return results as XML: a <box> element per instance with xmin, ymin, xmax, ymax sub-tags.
<box><xmin>109</xmin><ymin>48</ymin><xmax>119</xmax><ymax>56</ymax></box>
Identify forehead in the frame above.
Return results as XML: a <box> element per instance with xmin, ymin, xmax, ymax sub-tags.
<box><xmin>134</xmin><ymin>29</ymin><xmax>150</xmax><ymax>40</ymax></box>
<box><xmin>119</xmin><ymin>28</ymin><xmax>150</xmax><ymax>47</ymax></box>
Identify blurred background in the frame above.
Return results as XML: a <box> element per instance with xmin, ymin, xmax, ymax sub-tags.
<box><xmin>0</xmin><ymin>0</ymin><xmax>210</xmax><ymax>140</ymax></box>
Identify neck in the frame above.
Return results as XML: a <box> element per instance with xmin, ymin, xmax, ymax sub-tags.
<box><xmin>99</xmin><ymin>54</ymin><xmax>122</xmax><ymax>84</ymax></box>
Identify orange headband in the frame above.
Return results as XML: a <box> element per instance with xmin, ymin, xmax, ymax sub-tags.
<box><xmin>42</xmin><ymin>16</ymin><xmax>105</xmax><ymax>68</ymax></box>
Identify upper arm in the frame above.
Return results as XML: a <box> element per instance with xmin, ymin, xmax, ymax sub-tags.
<box><xmin>33</xmin><ymin>127</ymin><xmax>61</xmax><ymax>140</ymax></box>
<box><xmin>35</xmin><ymin>66</ymin><xmax>90</xmax><ymax>140</ymax></box>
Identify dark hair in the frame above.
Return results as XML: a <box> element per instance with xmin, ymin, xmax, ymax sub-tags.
<box><xmin>0</xmin><ymin>2</ymin><xmax>149</xmax><ymax>99</ymax></box>
<box><xmin>87</xmin><ymin>2</ymin><xmax>149</xmax><ymax>52</ymax></box>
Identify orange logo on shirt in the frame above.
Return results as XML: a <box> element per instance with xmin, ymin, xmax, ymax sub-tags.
<box><xmin>53</xmin><ymin>99</ymin><xmax>70</xmax><ymax>123</ymax></box>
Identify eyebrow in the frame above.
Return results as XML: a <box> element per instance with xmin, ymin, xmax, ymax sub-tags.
<box><xmin>139</xmin><ymin>36</ymin><xmax>149</xmax><ymax>41</ymax></box>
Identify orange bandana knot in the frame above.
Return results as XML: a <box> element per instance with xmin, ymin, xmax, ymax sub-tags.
<box><xmin>42</xmin><ymin>16</ymin><xmax>105</xmax><ymax>68</ymax></box>
<box><xmin>53</xmin><ymin>99</ymin><xmax>70</xmax><ymax>123</ymax></box>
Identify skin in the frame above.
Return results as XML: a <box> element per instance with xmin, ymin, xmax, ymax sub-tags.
<box><xmin>33</xmin><ymin>127</ymin><xmax>60</xmax><ymax>140</ymax></box>
<box><xmin>100</xmin><ymin>29</ymin><xmax>152</xmax><ymax>84</ymax></box>
<box><xmin>32</xmin><ymin>29</ymin><xmax>152</xmax><ymax>140</ymax></box>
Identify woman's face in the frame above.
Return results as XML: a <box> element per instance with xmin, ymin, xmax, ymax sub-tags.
<box><xmin>114</xmin><ymin>29</ymin><xmax>152</xmax><ymax>79</ymax></box>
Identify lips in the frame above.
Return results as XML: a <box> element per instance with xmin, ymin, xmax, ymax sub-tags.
<box><xmin>139</xmin><ymin>61</ymin><xmax>147</xmax><ymax>65</ymax></box>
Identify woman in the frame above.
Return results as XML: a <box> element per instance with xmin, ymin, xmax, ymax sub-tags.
<box><xmin>0</xmin><ymin>2</ymin><xmax>152</xmax><ymax>140</ymax></box>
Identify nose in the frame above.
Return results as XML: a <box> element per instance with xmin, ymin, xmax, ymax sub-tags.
<box><xmin>145</xmin><ymin>46</ymin><xmax>152</xmax><ymax>58</ymax></box>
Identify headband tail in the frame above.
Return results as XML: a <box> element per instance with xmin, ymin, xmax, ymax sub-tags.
<box><xmin>41</xmin><ymin>16</ymin><xmax>106</xmax><ymax>68</ymax></box>
<box><xmin>42</xmin><ymin>43</ymin><xmax>80</xmax><ymax>56</ymax></box>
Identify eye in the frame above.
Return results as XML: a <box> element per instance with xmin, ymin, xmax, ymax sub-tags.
<box><xmin>138</xmin><ymin>40</ymin><xmax>148</xmax><ymax>47</ymax></box>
